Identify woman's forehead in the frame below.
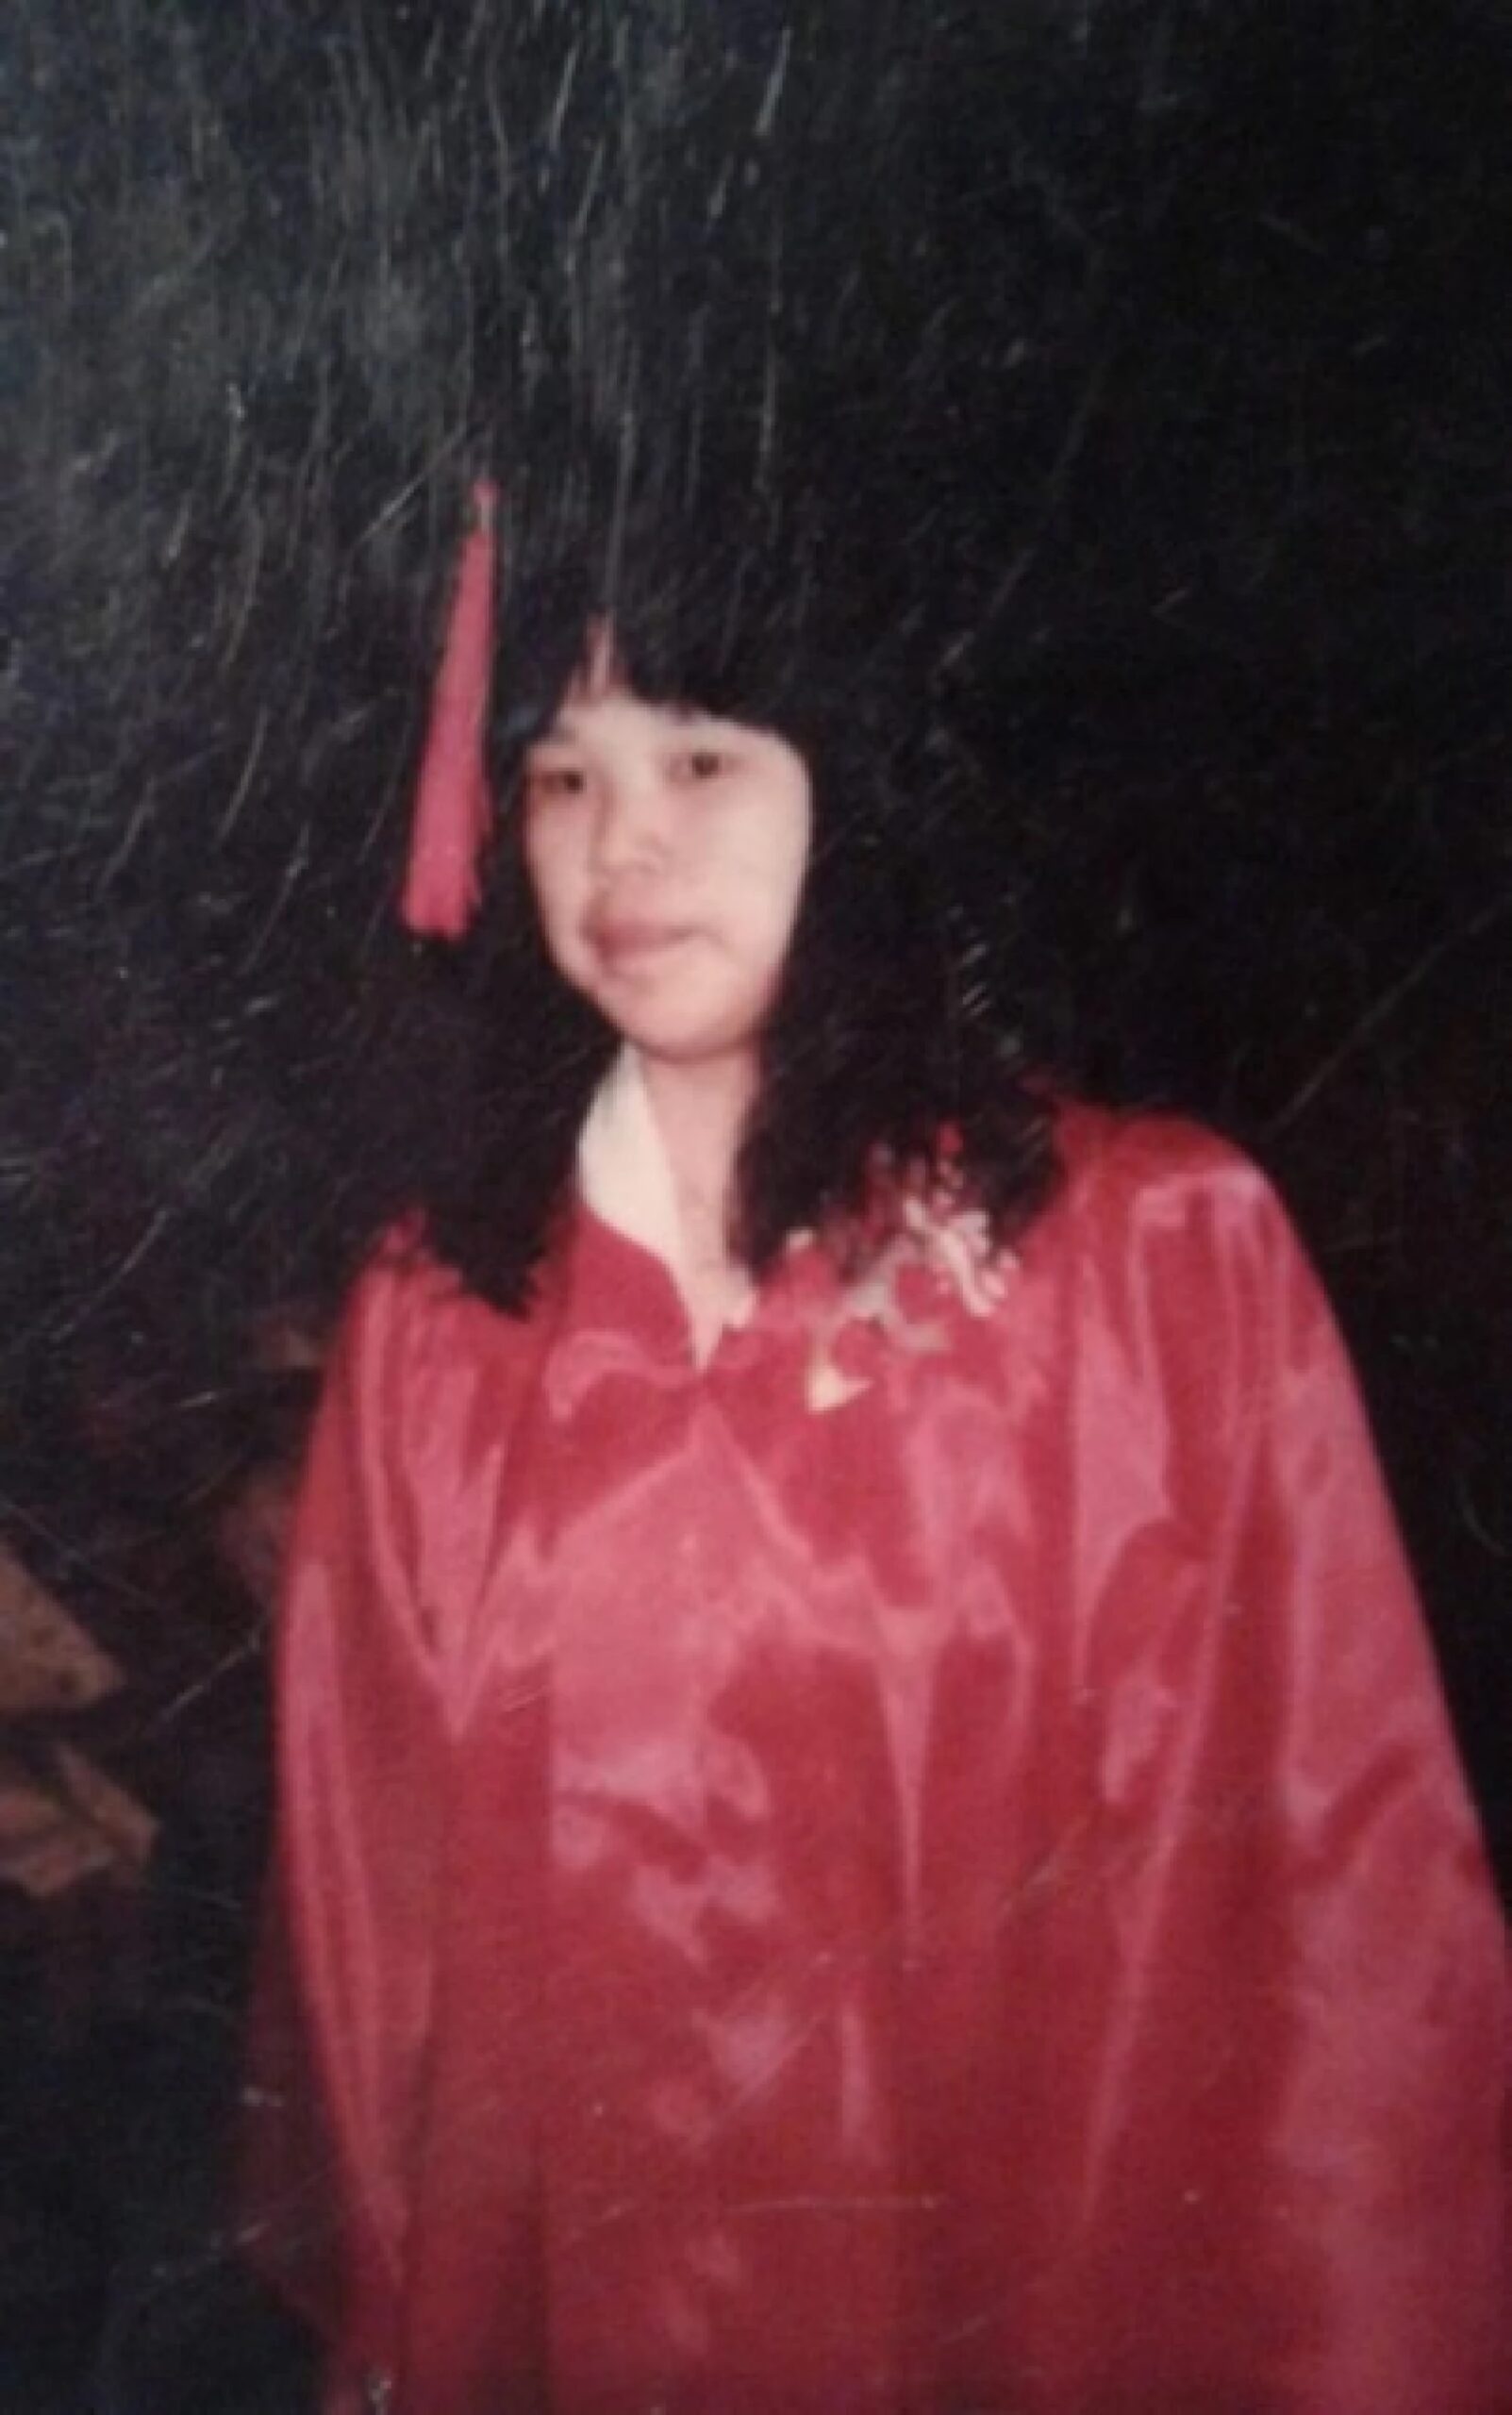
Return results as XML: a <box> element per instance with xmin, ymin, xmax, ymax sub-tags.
<box><xmin>539</xmin><ymin>688</ymin><xmax>712</xmax><ymax>742</ymax></box>
<box><xmin>575</xmin><ymin>615</ymin><xmax>619</xmax><ymax>696</ymax></box>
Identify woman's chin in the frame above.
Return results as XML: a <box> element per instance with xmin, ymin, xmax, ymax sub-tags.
<box><xmin>609</xmin><ymin>1010</ymin><xmax>763</xmax><ymax>1076</ymax></box>
<box><xmin>585</xmin><ymin>973</ymin><xmax>766</xmax><ymax>1072</ymax></box>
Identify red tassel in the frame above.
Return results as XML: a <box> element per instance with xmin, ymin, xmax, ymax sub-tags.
<box><xmin>401</xmin><ymin>478</ymin><xmax>500</xmax><ymax>938</ymax></box>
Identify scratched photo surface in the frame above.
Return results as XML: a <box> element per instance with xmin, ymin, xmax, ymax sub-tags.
<box><xmin>3</xmin><ymin>3</ymin><xmax>1509</xmax><ymax>2407</ymax></box>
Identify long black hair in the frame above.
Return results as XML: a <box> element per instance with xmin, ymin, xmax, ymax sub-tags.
<box><xmin>420</xmin><ymin>501</ymin><xmax>1059</xmax><ymax>1311</ymax></box>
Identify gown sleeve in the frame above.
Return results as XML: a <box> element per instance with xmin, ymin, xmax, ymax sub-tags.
<box><xmin>1098</xmin><ymin>1125</ymin><xmax>1509</xmax><ymax>2411</ymax></box>
<box><xmin>239</xmin><ymin>1247</ymin><xmax>450</xmax><ymax>2403</ymax></box>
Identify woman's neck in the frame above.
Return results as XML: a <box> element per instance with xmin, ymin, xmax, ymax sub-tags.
<box><xmin>638</xmin><ymin>1051</ymin><xmax>756</xmax><ymax>1253</ymax></box>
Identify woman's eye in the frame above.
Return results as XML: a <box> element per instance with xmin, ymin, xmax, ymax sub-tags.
<box><xmin>525</xmin><ymin>762</ymin><xmax>585</xmax><ymax>801</ymax></box>
<box><xmin>675</xmin><ymin>746</ymin><xmax>732</xmax><ymax>784</ymax></box>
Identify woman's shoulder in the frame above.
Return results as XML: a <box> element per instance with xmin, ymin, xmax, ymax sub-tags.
<box><xmin>1014</xmin><ymin>1101</ymin><xmax>1335</xmax><ymax>1430</ymax></box>
<box><xmin>334</xmin><ymin>1215</ymin><xmax>541</xmax><ymax>1374</ymax></box>
<box><xmin>1049</xmin><ymin>1095</ymin><xmax>1278</xmax><ymax>1212</ymax></box>
<box><xmin>1032</xmin><ymin>1096</ymin><xmax>1298</xmax><ymax>1280</ymax></box>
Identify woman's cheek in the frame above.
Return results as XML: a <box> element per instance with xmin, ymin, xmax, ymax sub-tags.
<box><xmin>522</xmin><ymin>819</ymin><xmax>573</xmax><ymax>931</ymax></box>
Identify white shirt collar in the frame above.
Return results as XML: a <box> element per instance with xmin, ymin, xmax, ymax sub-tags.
<box><xmin>576</xmin><ymin>1047</ymin><xmax>756</xmax><ymax>1351</ymax></box>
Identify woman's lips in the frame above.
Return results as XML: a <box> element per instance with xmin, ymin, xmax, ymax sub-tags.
<box><xmin>589</xmin><ymin>917</ymin><xmax>697</xmax><ymax>968</ymax></box>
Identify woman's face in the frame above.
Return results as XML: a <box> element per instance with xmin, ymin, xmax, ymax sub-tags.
<box><xmin>521</xmin><ymin>646</ymin><xmax>812</xmax><ymax>1075</ymax></box>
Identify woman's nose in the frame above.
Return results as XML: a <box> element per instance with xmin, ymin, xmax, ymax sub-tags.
<box><xmin>591</xmin><ymin>766</ymin><xmax>669</xmax><ymax>869</ymax></box>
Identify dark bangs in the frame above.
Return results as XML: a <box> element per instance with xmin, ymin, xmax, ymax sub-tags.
<box><xmin>487</xmin><ymin>522</ymin><xmax>854</xmax><ymax>781</ymax></box>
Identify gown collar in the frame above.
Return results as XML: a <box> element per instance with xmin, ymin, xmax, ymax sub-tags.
<box><xmin>572</xmin><ymin>1050</ymin><xmax>1007</xmax><ymax>1398</ymax></box>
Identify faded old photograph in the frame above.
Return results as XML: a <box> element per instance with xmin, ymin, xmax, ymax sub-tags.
<box><xmin>4</xmin><ymin>5</ymin><xmax>1508</xmax><ymax>2409</ymax></box>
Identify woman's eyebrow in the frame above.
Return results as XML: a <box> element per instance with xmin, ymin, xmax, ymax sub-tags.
<box><xmin>537</xmin><ymin>701</ymin><xmax>716</xmax><ymax>739</ymax></box>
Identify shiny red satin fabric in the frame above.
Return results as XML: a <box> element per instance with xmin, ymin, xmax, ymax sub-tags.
<box><xmin>242</xmin><ymin>1108</ymin><xmax>1508</xmax><ymax>2412</ymax></box>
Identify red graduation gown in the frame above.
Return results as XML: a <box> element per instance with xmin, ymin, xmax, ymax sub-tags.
<box><xmin>243</xmin><ymin>1107</ymin><xmax>1508</xmax><ymax>2412</ymax></box>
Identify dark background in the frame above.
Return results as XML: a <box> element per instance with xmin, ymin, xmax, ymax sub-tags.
<box><xmin>3</xmin><ymin>1</ymin><xmax>1509</xmax><ymax>2405</ymax></box>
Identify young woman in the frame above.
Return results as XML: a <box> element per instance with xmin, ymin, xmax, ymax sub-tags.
<box><xmin>243</xmin><ymin>497</ymin><xmax>1506</xmax><ymax>2413</ymax></box>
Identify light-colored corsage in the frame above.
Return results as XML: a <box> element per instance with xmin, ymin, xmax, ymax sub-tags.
<box><xmin>796</xmin><ymin>1168</ymin><xmax>1012</xmax><ymax>1413</ymax></box>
